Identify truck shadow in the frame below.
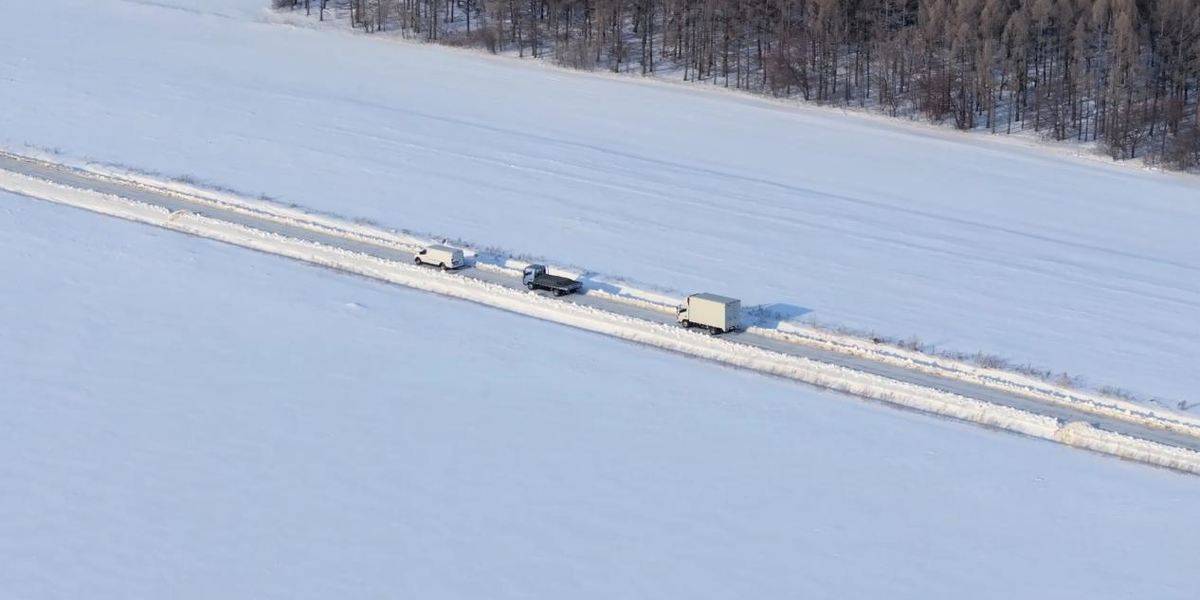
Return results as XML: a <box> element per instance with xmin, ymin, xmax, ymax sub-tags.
<box><xmin>745</xmin><ymin>303</ymin><xmax>813</xmax><ymax>328</ymax></box>
<box><xmin>577</xmin><ymin>274</ymin><xmax>623</xmax><ymax>296</ymax></box>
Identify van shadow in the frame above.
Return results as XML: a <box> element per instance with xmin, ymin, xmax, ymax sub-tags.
<box><xmin>744</xmin><ymin>303</ymin><xmax>813</xmax><ymax>327</ymax></box>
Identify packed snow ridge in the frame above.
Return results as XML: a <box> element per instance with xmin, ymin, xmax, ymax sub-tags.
<box><xmin>4</xmin><ymin>166</ymin><xmax>1200</xmax><ymax>475</ymax></box>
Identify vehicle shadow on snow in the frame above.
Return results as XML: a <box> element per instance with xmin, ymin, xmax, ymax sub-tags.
<box><xmin>744</xmin><ymin>303</ymin><xmax>813</xmax><ymax>327</ymax></box>
<box><xmin>576</xmin><ymin>275</ymin><xmax>624</xmax><ymax>296</ymax></box>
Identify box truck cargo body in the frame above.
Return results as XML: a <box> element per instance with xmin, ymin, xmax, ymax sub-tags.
<box><xmin>677</xmin><ymin>293</ymin><xmax>740</xmax><ymax>333</ymax></box>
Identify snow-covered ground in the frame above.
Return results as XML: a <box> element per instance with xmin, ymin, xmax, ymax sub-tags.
<box><xmin>1</xmin><ymin>0</ymin><xmax>1198</xmax><ymax>406</ymax></box>
<box><xmin>4</xmin><ymin>192</ymin><xmax>1199</xmax><ymax>599</ymax></box>
<box><xmin>9</xmin><ymin>159</ymin><xmax>1200</xmax><ymax>472</ymax></box>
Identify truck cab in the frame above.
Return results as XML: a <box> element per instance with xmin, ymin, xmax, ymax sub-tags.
<box><xmin>414</xmin><ymin>244</ymin><xmax>465</xmax><ymax>270</ymax></box>
<box><xmin>522</xmin><ymin>264</ymin><xmax>547</xmax><ymax>286</ymax></box>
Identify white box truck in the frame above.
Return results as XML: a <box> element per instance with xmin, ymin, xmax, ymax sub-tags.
<box><xmin>414</xmin><ymin>244</ymin><xmax>466</xmax><ymax>270</ymax></box>
<box><xmin>677</xmin><ymin>293</ymin><xmax>740</xmax><ymax>334</ymax></box>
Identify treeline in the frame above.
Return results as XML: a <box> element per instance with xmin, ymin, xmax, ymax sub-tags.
<box><xmin>276</xmin><ymin>0</ymin><xmax>1200</xmax><ymax>169</ymax></box>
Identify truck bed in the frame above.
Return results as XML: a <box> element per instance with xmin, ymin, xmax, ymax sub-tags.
<box><xmin>532</xmin><ymin>274</ymin><xmax>581</xmax><ymax>293</ymax></box>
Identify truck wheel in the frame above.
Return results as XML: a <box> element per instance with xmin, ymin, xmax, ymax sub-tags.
<box><xmin>439</xmin><ymin>263</ymin><xmax>447</xmax><ymax>270</ymax></box>
<box><xmin>680</xmin><ymin>320</ymin><xmax>690</xmax><ymax>328</ymax></box>
<box><xmin>554</xmin><ymin>289</ymin><xmax>565</xmax><ymax>297</ymax></box>
<box><xmin>414</xmin><ymin>257</ymin><xmax>422</xmax><ymax>265</ymax></box>
<box><xmin>525</xmin><ymin>282</ymin><xmax>535</xmax><ymax>290</ymax></box>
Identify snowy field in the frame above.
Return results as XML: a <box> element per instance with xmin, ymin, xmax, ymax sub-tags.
<box><xmin>1</xmin><ymin>0</ymin><xmax>1198</xmax><ymax>406</ymax></box>
<box><xmin>3</xmin><ymin>193</ymin><xmax>1199</xmax><ymax>598</ymax></box>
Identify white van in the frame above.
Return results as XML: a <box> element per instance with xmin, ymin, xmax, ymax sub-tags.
<box><xmin>414</xmin><ymin>244</ymin><xmax>466</xmax><ymax>270</ymax></box>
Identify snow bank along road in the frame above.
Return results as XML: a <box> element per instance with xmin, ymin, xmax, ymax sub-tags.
<box><xmin>4</xmin><ymin>151</ymin><xmax>1200</xmax><ymax>475</ymax></box>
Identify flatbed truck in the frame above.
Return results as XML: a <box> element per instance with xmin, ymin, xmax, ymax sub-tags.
<box><xmin>522</xmin><ymin>264</ymin><xmax>582</xmax><ymax>296</ymax></box>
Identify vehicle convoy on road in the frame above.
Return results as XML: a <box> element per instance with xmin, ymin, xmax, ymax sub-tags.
<box><xmin>11</xmin><ymin>150</ymin><xmax>1200</xmax><ymax>476</ymax></box>
<box><xmin>414</xmin><ymin>244</ymin><xmax>466</xmax><ymax>270</ymax></box>
<box><xmin>678</xmin><ymin>293</ymin><xmax>741</xmax><ymax>334</ymax></box>
<box><xmin>522</xmin><ymin>264</ymin><xmax>582</xmax><ymax>296</ymax></box>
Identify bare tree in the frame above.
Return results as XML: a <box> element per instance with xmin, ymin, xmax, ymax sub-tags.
<box><xmin>272</xmin><ymin>0</ymin><xmax>1200</xmax><ymax>169</ymax></box>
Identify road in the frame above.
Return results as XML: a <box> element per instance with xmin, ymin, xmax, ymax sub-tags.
<box><xmin>4</xmin><ymin>151</ymin><xmax>1200</xmax><ymax>458</ymax></box>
